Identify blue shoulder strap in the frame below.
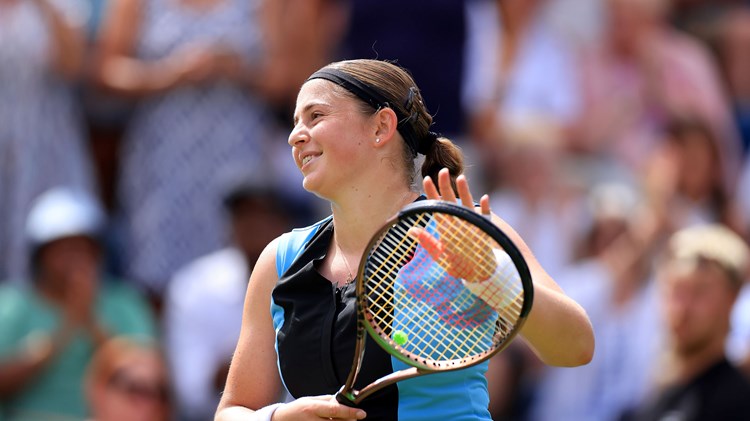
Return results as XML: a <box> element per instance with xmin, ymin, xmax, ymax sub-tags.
<box><xmin>275</xmin><ymin>216</ymin><xmax>332</xmax><ymax>277</ymax></box>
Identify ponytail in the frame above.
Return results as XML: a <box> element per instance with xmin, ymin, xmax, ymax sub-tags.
<box><xmin>421</xmin><ymin>136</ymin><xmax>464</xmax><ymax>194</ymax></box>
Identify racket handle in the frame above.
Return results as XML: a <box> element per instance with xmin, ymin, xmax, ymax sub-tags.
<box><xmin>335</xmin><ymin>389</ymin><xmax>358</xmax><ymax>408</ymax></box>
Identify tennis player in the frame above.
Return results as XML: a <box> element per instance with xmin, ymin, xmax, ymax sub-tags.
<box><xmin>215</xmin><ymin>59</ymin><xmax>594</xmax><ymax>421</ymax></box>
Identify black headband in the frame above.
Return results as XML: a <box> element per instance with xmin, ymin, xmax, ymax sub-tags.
<box><xmin>306</xmin><ymin>68</ymin><xmax>435</xmax><ymax>155</ymax></box>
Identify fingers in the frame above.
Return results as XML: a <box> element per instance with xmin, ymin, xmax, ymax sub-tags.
<box><xmin>320</xmin><ymin>405</ymin><xmax>366</xmax><ymax>420</ymax></box>
<box><xmin>276</xmin><ymin>396</ymin><xmax>367</xmax><ymax>420</ymax></box>
<box><xmin>423</xmin><ymin>175</ymin><xmax>440</xmax><ymax>200</ymax></box>
<box><xmin>455</xmin><ymin>174</ymin><xmax>475</xmax><ymax>209</ymax></box>
<box><xmin>319</xmin><ymin>397</ymin><xmax>366</xmax><ymax>420</ymax></box>
<box><xmin>480</xmin><ymin>194</ymin><xmax>491</xmax><ymax>217</ymax></box>
<box><xmin>407</xmin><ymin>227</ymin><xmax>443</xmax><ymax>261</ymax></box>
<box><xmin>424</xmin><ymin>169</ymin><xmax>493</xmax><ymax>218</ymax></box>
<box><xmin>437</xmin><ymin>168</ymin><xmax>457</xmax><ymax>202</ymax></box>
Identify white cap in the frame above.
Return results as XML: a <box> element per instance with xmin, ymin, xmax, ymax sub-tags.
<box><xmin>26</xmin><ymin>187</ymin><xmax>105</xmax><ymax>248</ymax></box>
<box><xmin>668</xmin><ymin>223</ymin><xmax>750</xmax><ymax>285</ymax></box>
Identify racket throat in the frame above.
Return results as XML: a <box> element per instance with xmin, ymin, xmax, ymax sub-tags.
<box><xmin>336</xmin><ymin>367</ymin><xmax>425</xmax><ymax>406</ymax></box>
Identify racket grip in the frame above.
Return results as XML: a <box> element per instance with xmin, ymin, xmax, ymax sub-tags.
<box><xmin>335</xmin><ymin>389</ymin><xmax>358</xmax><ymax>408</ymax></box>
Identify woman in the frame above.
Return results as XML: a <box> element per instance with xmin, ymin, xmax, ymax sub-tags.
<box><xmin>0</xmin><ymin>0</ymin><xmax>96</xmax><ymax>281</ymax></box>
<box><xmin>215</xmin><ymin>59</ymin><xmax>594</xmax><ymax>421</ymax></box>
<box><xmin>95</xmin><ymin>0</ymin><xmax>283</xmax><ymax>295</ymax></box>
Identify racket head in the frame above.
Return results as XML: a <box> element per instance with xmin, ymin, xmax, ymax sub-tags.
<box><xmin>356</xmin><ymin>200</ymin><xmax>533</xmax><ymax>372</ymax></box>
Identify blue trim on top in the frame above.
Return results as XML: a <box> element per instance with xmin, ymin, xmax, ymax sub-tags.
<box><xmin>271</xmin><ymin>216</ymin><xmax>333</xmax><ymax>398</ymax></box>
<box><xmin>275</xmin><ymin>216</ymin><xmax>333</xmax><ymax>278</ymax></box>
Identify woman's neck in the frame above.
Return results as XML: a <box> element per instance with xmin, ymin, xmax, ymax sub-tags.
<box><xmin>330</xmin><ymin>185</ymin><xmax>419</xmax><ymax>254</ymax></box>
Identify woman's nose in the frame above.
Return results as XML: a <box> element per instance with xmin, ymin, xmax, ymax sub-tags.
<box><xmin>288</xmin><ymin>126</ymin><xmax>310</xmax><ymax>147</ymax></box>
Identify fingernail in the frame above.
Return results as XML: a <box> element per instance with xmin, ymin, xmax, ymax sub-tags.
<box><xmin>357</xmin><ymin>410</ymin><xmax>367</xmax><ymax>419</ymax></box>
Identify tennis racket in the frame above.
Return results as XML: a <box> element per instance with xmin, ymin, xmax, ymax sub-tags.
<box><xmin>335</xmin><ymin>199</ymin><xmax>534</xmax><ymax>407</ymax></box>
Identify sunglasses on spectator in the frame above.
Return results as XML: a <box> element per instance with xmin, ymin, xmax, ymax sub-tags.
<box><xmin>108</xmin><ymin>369</ymin><xmax>168</xmax><ymax>403</ymax></box>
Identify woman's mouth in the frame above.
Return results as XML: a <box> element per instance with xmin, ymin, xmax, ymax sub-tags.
<box><xmin>301</xmin><ymin>153</ymin><xmax>320</xmax><ymax>168</ymax></box>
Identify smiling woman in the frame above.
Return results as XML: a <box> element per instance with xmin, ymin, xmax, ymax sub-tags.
<box><xmin>214</xmin><ymin>59</ymin><xmax>594</xmax><ymax>421</ymax></box>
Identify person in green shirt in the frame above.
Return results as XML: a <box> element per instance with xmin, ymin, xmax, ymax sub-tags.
<box><xmin>0</xmin><ymin>187</ymin><xmax>157</xmax><ymax>421</ymax></box>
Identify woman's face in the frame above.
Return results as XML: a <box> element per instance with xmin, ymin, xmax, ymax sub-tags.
<box><xmin>289</xmin><ymin>80</ymin><xmax>373</xmax><ymax>199</ymax></box>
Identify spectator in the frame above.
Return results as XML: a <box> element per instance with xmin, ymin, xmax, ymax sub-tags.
<box><xmin>0</xmin><ymin>187</ymin><xmax>157</xmax><ymax>420</ymax></box>
<box><xmin>163</xmin><ymin>182</ymin><xmax>295</xmax><ymax>421</ymax></box>
<box><xmin>85</xmin><ymin>337</ymin><xmax>171</xmax><ymax>421</ymax></box>
<box><xmin>644</xmin><ymin>117</ymin><xmax>746</xmax><ymax>236</ymax></box>
<box><xmin>462</xmin><ymin>0</ymin><xmax>581</xmax><ymax>187</ymax></box>
<box><xmin>94</xmin><ymin>0</ymin><xmax>286</xmax><ymax>298</ymax></box>
<box><xmin>529</xmin><ymin>182</ymin><xmax>665</xmax><ymax>421</ymax></box>
<box><xmin>623</xmin><ymin>224</ymin><xmax>750</xmax><ymax>420</ymax></box>
<box><xmin>716</xmin><ymin>7</ymin><xmax>750</xmax><ymax>155</ymax></box>
<box><xmin>569</xmin><ymin>0</ymin><xmax>741</xmax><ymax>184</ymax></box>
<box><xmin>0</xmin><ymin>0</ymin><xmax>97</xmax><ymax>282</ymax></box>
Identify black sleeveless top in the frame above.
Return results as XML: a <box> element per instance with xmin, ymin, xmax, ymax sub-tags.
<box><xmin>271</xmin><ymin>220</ymin><xmax>399</xmax><ymax>419</ymax></box>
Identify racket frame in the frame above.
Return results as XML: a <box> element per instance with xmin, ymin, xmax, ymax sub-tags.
<box><xmin>336</xmin><ymin>200</ymin><xmax>534</xmax><ymax>406</ymax></box>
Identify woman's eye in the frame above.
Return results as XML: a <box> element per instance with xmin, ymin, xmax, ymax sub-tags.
<box><xmin>311</xmin><ymin>112</ymin><xmax>322</xmax><ymax>120</ymax></box>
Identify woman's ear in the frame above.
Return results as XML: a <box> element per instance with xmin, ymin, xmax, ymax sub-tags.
<box><xmin>373</xmin><ymin>107</ymin><xmax>399</xmax><ymax>146</ymax></box>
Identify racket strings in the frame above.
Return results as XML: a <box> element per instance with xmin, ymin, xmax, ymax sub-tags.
<box><xmin>438</xmin><ymin>221</ymin><xmax>526</xmax><ymax>318</ymax></box>
<box><xmin>362</xmin><ymin>211</ymin><xmax>526</xmax><ymax>367</ymax></box>
<box><xmin>401</xmin><ymin>213</ymin><xmax>525</xmax><ymax>322</ymax></box>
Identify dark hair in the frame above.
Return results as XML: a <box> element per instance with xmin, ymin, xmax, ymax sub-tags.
<box><xmin>310</xmin><ymin>59</ymin><xmax>464</xmax><ymax>192</ymax></box>
<box><xmin>662</xmin><ymin>117</ymin><xmax>731</xmax><ymax>224</ymax></box>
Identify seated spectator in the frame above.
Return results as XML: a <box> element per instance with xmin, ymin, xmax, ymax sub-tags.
<box><xmin>163</xmin><ymin>182</ymin><xmax>296</xmax><ymax>421</ymax></box>
<box><xmin>85</xmin><ymin>337</ymin><xmax>171</xmax><ymax>421</ymax></box>
<box><xmin>0</xmin><ymin>187</ymin><xmax>157</xmax><ymax>421</ymax></box>
<box><xmin>623</xmin><ymin>224</ymin><xmax>750</xmax><ymax>420</ymax></box>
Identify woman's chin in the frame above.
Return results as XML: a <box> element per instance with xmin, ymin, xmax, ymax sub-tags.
<box><xmin>301</xmin><ymin>176</ymin><xmax>328</xmax><ymax>199</ymax></box>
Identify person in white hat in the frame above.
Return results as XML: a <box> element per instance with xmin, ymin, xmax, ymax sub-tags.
<box><xmin>0</xmin><ymin>187</ymin><xmax>157</xmax><ymax>421</ymax></box>
<box><xmin>624</xmin><ymin>223</ymin><xmax>750</xmax><ymax>420</ymax></box>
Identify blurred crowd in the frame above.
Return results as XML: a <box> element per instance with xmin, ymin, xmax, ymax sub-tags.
<box><xmin>1</xmin><ymin>0</ymin><xmax>750</xmax><ymax>420</ymax></box>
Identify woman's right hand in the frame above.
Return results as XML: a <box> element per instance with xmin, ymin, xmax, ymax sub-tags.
<box><xmin>272</xmin><ymin>396</ymin><xmax>366</xmax><ymax>420</ymax></box>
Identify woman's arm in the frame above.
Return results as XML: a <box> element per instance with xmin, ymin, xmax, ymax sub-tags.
<box><xmin>425</xmin><ymin>169</ymin><xmax>595</xmax><ymax>368</ymax></box>
<box><xmin>93</xmin><ymin>0</ymin><xmax>223</xmax><ymax>97</ymax></box>
<box><xmin>34</xmin><ymin>0</ymin><xmax>86</xmax><ymax>79</ymax></box>
<box><xmin>215</xmin><ymin>239</ymin><xmax>366</xmax><ymax>421</ymax></box>
<box><xmin>215</xmin><ymin>239</ymin><xmax>287</xmax><ymax>419</ymax></box>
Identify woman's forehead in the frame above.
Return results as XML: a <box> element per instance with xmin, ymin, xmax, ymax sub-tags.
<box><xmin>297</xmin><ymin>79</ymin><xmax>336</xmax><ymax>103</ymax></box>
<box><xmin>294</xmin><ymin>80</ymin><xmax>358</xmax><ymax>122</ymax></box>
<box><xmin>297</xmin><ymin>79</ymin><xmax>353</xmax><ymax>106</ymax></box>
